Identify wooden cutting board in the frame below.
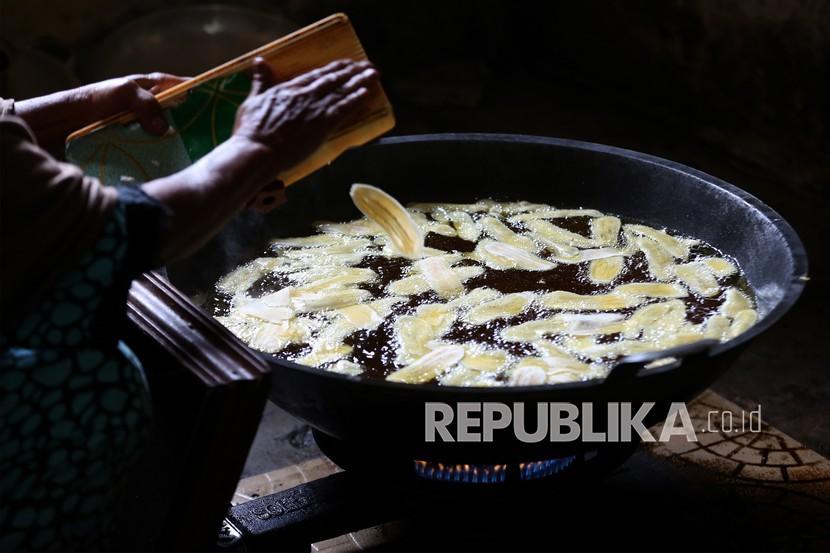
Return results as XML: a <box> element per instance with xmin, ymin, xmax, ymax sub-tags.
<box><xmin>66</xmin><ymin>13</ymin><xmax>394</xmax><ymax>194</ymax></box>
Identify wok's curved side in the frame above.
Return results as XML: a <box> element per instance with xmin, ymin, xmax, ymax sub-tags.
<box><xmin>167</xmin><ymin>134</ymin><xmax>807</xmax><ymax>463</ymax></box>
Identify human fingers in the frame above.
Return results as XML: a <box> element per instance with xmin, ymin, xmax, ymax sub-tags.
<box><xmin>280</xmin><ymin>59</ymin><xmax>359</xmax><ymax>89</ymax></box>
<box><xmin>130</xmin><ymin>72</ymin><xmax>188</xmax><ymax>94</ymax></box>
<box><xmin>123</xmin><ymin>84</ymin><xmax>169</xmax><ymax>135</ymax></box>
<box><xmin>248</xmin><ymin>57</ymin><xmax>274</xmax><ymax>96</ymax></box>
<box><xmin>324</xmin><ymin>86</ymin><xmax>371</xmax><ymax>122</ymax></box>
<box><xmin>336</xmin><ymin>66</ymin><xmax>379</xmax><ymax>95</ymax></box>
<box><xmin>300</xmin><ymin>61</ymin><xmax>373</xmax><ymax>96</ymax></box>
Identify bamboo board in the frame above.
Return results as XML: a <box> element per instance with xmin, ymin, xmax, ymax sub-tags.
<box><xmin>66</xmin><ymin>13</ymin><xmax>394</xmax><ymax>193</ymax></box>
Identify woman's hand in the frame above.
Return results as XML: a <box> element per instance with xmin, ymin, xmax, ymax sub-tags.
<box><xmin>84</xmin><ymin>73</ymin><xmax>188</xmax><ymax>134</ymax></box>
<box><xmin>15</xmin><ymin>73</ymin><xmax>186</xmax><ymax>150</ymax></box>
<box><xmin>233</xmin><ymin>57</ymin><xmax>379</xmax><ymax>176</ymax></box>
<box><xmin>143</xmin><ymin>58</ymin><xmax>380</xmax><ymax>263</ymax></box>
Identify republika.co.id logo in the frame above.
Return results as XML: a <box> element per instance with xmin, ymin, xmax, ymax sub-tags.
<box><xmin>424</xmin><ymin>401</ymin><xmax>762</xmax><ymax>443</ymax></box>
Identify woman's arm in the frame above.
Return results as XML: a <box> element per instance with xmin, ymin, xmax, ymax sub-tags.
<box><xmin>14</xmin><ymin>73</ymin><xmax>185</xmax><ymax>150</ymax></box>
<box><xmin>142</xmin><ymin>58</ymin><xmax>379</xmax><ymax>264</ymax></box>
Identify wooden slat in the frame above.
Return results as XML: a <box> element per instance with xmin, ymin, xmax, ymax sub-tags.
<box><xmin>66</xmin><ymin>13</ymin><xmax>395</xmax><ymax>189</ymax></box>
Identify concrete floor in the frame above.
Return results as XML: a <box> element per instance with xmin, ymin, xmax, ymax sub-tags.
<box><xmin>241</xmin><ymin>82</ymin><xmax>829</xmax><ymax>478</ymax></box>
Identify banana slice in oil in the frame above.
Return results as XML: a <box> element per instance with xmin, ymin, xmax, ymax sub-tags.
<box><xmin>465</xmin><ymin>293</ymin><xmax>533</xmax><ymax>324</ymax></box>
<box><xmin>590</xmin><ymin>216</ymin><xmax>621</xmax><ymax>246</ymax></box>
<box><xmin>671</xmin><ymin>261</ymin><xmax>720</xmax><ymax>297</ymax></box>
<box><xmin>475</xmin><ymin>240</ymin><xmax>555</xmax><ymax>271</ymax></box>
<box><xmin>589</xmin><ymin>256</ymin><xmax>624</xmax><ymax>284</ymax></box>
<box><xmin>387</xmin><ymin>345</ymin><xmax>465</xmax><ymax>383</ymax></box>
<box><xmin>416</xmin><ymin>256</ymin><xmax>464</xmax><ymax>298</ymax></box>
<box><xmin>350</xmin><ymin>184</ymin><xmax>423</xmax><ymax>258</ymax></box>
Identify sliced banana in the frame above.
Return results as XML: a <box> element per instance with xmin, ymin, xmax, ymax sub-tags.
<box><xmin>272</xmin><ymin>234</ymin><xmax>342</xmax><ymax>248</ymax></box>
<box><xmin>216</xmin><ymin>258</ymin><xmax>284</xmax><ymax>295</ymax></box>
<box><xmin>416</xmin><ymin>256</ymin><xmax>464</xmax><ymax>298</ymax></box>
<box><xmin>299</xmin><ymin>342</ymin><xmax>353</xmax><ymax>367</ymax></box>
<box><xmin>411</xmin><ymin>210</ymin><xmax>457</xmax><ymax>237</ymax></box>
<box><xmin>509</xmin><ymin>364</ymin><xmax>547</xmax><ymax>385</ymax></box>
<box><xmin>218</xmin><ymin>315</ymin><xmax>311</xmax><ymax>354</ymax></box>
<box><xmin>720</xmin><ymin>288</ymin><xmax>753</xmax><ymax>318</ymax></box>
<box><xmin>703</xmin><ymin>314</ymin><xmax>731</xmax><ymax>340</ymax></box>
<box><xmin>236</xmin><ymin>301</ymin><xmax>293</xmax><ymax>323</ymax></box>
<box><xmin>337</xmin><ymin>304</ymin><xmax>383</xmax><ymax>329</ymax></box>
<box><xmin>479</xmin><ymin>216</ymin><xmax>538</xmax><ymax>251</ymax></box>
<box><xmin>449</xmin><ymin>287</ymin><xmax>503</xmax><ymax>310</ymax></box>
<box><xmin>498</xmin><ymin>201</ymin><xmax>551</xmax><ymax>214</ymax></box>
<box><xmin>316</xmin><ymin>219</ymin><xmax>382</xmax><ymax>236</ymax></box>
<box><xmin>388</xmin><ymin>274</ymin><xmax>430</xmax><ymax>296</ymax></box>
<box><xmin>387</xmin><ymin>345</ymin><xmax>465</xmax><ymax>383</ymax></box>
<box><xmin>624</xmin><ymin>224</ymin><xmax>692</xmax><ymax>259</ymax></box>
<box><xmin>329</xmin><ymin>360</ymin><xmax>364</xmax><ymax>375</ymax></box>
<box><xmin>540</xmin><ymin>290</ymin><xmax>641</xmax><ymax>311</ymax></box>
<box><xmin>524</xmin><ymin>219</ymin><xmax>597</xmax><ymax>248</ymax></box>
<box><xmin>216</xmin><ymin>197</ymin><xmax>757</xmax><ymax>388</ymax></box>
<box><xmin>475</xmin><ymin>240</ymin><xmax>555</xmax><ymax>271</ymax></box>
<box><xmin>580</xmin><ymin>248</ymin><xmax>627</xmax><ymax>261</ymax></box>
<box><xmin>589</xmin><ymin>256</ymin><xmax>624</xmax><ymax>284</ymax></box>
<box><xmin>416</xmin><ymin>303</ymin><xmax>457</xmax><ymax>331</ymax></box>
<box><xmin>510</xmin><ymin>208</ymin><xmax>603</xmax><ymax>224</ymax></box>
<box><xmin>726</xmin><ymin>309</ymin><xmax>758</xmax><ymax>339</ymax></box>
<box><xmin>702</xmin><ymin>257</ymin><xmax>738</xmax><ymax>278</ymax></box>
<box><xmin>503</xmin><ymin>313</ymin><xmax>624</xmax><ymax>341</ymax></box>
<box><xmin>440</xmin><ymin>368</ymin><xmax>503</xmax><ymax>387</ymax></box>
<box><xmin>350</xmin><ymin>184</ymin><xmax>423</xmax><ymax>257</ymax></box>
<box><xmin>459</xmin><ymin>347</ymin><xmax>510</xmax><ymax>373</ymax></box>
<box><xmin>465</xmin><ymin>293</ymin><xmax>533</xmax><ymax>324</ymax></box>
<box><xmin>394</xmin><ymin>316</ymin><xmax>435</xmax><ymax>362</ymax></box>
<box><xmin>556</xmin><ymin>312</ymin><xmax>627</xmax><ymax>335</ymax></box>
<box><xmin>509</xmin><ymin>356</ymin><xmax>592</xmax><ymax>385</ymax></box>
<box><xmin>292</xmin><ymin>288</ymin><xmax>371</xmax><ymax>313</ymax></box>
<box><xmin>394</xmin><ymin>303</ymin><xmax>456</xmax><ymax>364</ymax></box>
<box><xmin>283</xmin><ymin>237</ymin><xmax>372</xmax><ymax>258</ymax></box>
<box><xmin>291</xmin><ymin>267</ymin><xmax>376</xmax><ymax>291</ymax></box>
<box><xmin>614</xmin><ymin>282</ymin><xmax>688</xmax><ymax>298</ymax></box>
<box><xmin>590</xmin><ymin>216</ymin><xmax>621</xmax><ymax>246</ymax></box>
<box><xmin>671</xmin><ymin>261</ymin><xmax>720</xmax><ymax>297</ymax></box>
<box><xmin>449</xmin><ymin>210</ymin><xmax>481</xmax><ymax>241</ymax></box>
<box><xmin>502</xmin><ymin>319</ymin><xmax>563</xmax><ymax>342</ymax></box>
<box><xmin>625</xmin><ymin>300</ymin><xmax>687</xmax><ymax>339</ymax></box>
<box><xmin>633</xmin><ymin>235</ymin><xmax>673</xmax><ymax>280</ymax></box>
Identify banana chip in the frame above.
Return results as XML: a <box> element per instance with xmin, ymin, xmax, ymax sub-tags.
<box><xmin>416</xmin><ymin>256</ymin><xmax>464</xmax><ymax>298</ymax></box>
<box><xmin>387</xmin><ymin>345</ymin><xmax>465</xmax><ymax>383</ymax></box>
<box><xmin>624</xmin><ymin>224</ymin><xmax>692</xmax><ymax>259</ymax></box>
<box><xmin>465</xmin><ymin>293</ymin><xmax>533</xmax><ymax>324</ymax></box>
<box><xmin>475</xmin><ymin>240</ymin><xmax>555</xmax><ymax>271</ymax></box>
<box><xmin>589</xmin><ymin>256</ymin><xmax>624</xmax><ymax>284</ymax></box>
<box><xmin>525</xmin><ymin>219</ymin><xmax>597</xmax><ymax>248</ymax></box>
<box><xmin>479</xmin><ymin>216</ymin><xmax>538</xmax><ymax>251</ymax></box>
<box><xmin>215</xmin><ymin>195</ymin><xmax>757</xmax><ymax>388</ymax></box>
<box><xmin>350</xmin><ymin>184</ymin><xmax>423</xmax><ymax>257</ymax></box>
<box><xmin>671</xmin><ymin>261</ymin><xmax>720</xmax><ymax>297</ymax></box>
<box><xmin>591</xmin><ymin>216</ymin><xmax>622</xmax><ymax>246</ymax></box>
<box><xmin>540</xmin><ymin>291</ymin><xmax>641</xmax><ymax>311</ymax></box>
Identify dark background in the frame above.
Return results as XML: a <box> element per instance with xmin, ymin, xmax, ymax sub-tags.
<box><xmin>2</xmin><ymin>0</ymin><xmax>828</xmax><ymax>453</ymax></box>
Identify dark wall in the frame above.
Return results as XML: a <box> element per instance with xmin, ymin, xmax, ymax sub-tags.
<box><xmin>2</xmin><ymin>0</ymin><xmax>829</xmax><ymax>448</ymax></box>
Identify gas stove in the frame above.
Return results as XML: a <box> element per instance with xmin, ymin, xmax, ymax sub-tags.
<box><xmin>221</xmin><ymin>390</ymin><xmax>830</xmax><ymax>552</ymax></box>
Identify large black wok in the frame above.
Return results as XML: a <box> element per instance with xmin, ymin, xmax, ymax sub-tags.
<box><xmin>167</xmin><ymin>134</ymin><xmax>807</xmax><ymax>465</ymax></box>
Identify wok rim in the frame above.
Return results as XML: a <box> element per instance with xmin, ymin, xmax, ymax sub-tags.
<box><xmin>259</xmin><ymin>132</ymin><xmax>809</xmax><ymax>395</ymax></box>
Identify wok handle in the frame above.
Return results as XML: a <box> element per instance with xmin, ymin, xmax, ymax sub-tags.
<box><xmin>604</xmin><ymin>339</ymin><xmax>719</xmax><ymax>384</ymax></box>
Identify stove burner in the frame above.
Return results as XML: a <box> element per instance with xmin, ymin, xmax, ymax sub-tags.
<box><xmin>413</xmin><ymin>456</ymin><xmax>578</xmax><ymax>483</ymax></box>
<box><xmin>518</xmin><ymin>457</ymin><xmax>576</xmax><ymax>480</ymax></box>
